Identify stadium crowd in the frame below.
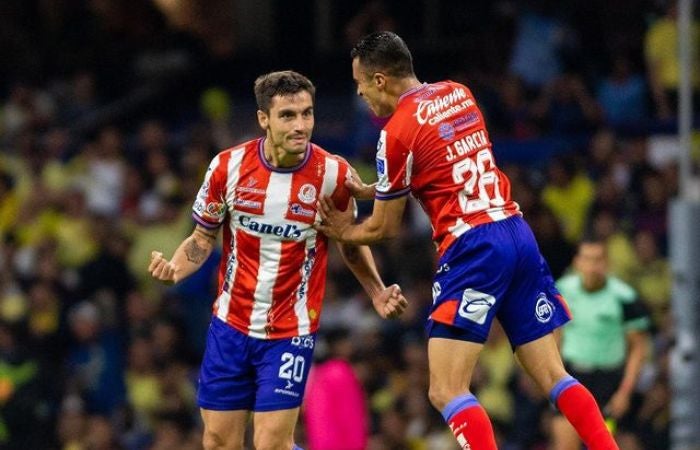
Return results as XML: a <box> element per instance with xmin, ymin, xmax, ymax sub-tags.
<box><xmin>0</xmin><ymin>0</ymin><xmax>696</xmax><ymax>448</ymax></box>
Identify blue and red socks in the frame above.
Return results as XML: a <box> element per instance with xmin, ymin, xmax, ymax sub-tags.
<box><xmin>441</xmin><ymin>393</ymin><xmax>498</xmax><ymax>450</ymax></box>
<box><xmin>550</xmin><ymin>376</ymin><xmax>619</xmax><ymax>450</ymax></box>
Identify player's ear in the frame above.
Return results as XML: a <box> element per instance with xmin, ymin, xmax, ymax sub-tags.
<box><xmin>373</xmin><ymin>72</ymin><xmax>387</xmax><ymax>89</ymax></box>
<box><xmin>257</xmin><ymin>110</ymin><xmax>268</xmax><ymax>130</ymax></box>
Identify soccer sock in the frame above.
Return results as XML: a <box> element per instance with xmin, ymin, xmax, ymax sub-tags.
<box><xmin>550</xmin><ymin>376</ymin><xmax>619</xmax><ymax>450</ymax></box>
<box><xmin>441</xmin><ymin>393</ymin><xmax>498</xmax><ymax>450</ymax></box>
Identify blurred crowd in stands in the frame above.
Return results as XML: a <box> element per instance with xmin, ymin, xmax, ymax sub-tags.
<box><xmin>1</xmin><ymin>0</ymin><xmax>698</xmax><ymax>448</ymax></box>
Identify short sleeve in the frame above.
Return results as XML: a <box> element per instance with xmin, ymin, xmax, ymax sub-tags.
<box><xmin>375</xmin><ymin>129</ymin><xmax>412</xmax><ymax>200</ymax></box>
<box><xmin>192</xmin><ymin>153</ymin><xmax>229</xmax><ymax>229</ymax></box>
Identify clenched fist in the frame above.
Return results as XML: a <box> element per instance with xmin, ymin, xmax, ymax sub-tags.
<box><xmin>149</xmin><ymin>251</ymin><xmax>178</xmax><ymax>283</ymax></box>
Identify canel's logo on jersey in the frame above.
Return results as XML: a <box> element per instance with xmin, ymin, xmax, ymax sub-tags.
<box><xmin>238</xmin><ymin>216</ymin><xmax>302</xmax><ymax>239</ymax></box>
<box><xmin>458</xmin><ymin>289</ymin><xmax>495</xmax><ymax>324</ymax></box>
<box><xmin>535</xmin><ymin>293</ymin><xmax>555</xmax><ymax>323</ymax></box>
<box><xmin>298</xmin><ymin>183</ymin><xmax>317</xmax><ymax>204</ymax></box>
<box><xmin>414</xmin><ymin>87</ymin><xmax>473</xmax><ymax>125</ymax></box>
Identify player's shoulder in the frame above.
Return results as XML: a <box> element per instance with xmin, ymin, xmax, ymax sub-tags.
<box><xmin>309</xmin><ymin>143</ymin><xmax>351</xmax><ymax>171</ymax></box>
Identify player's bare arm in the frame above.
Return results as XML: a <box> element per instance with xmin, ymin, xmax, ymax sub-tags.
<box><xmin>315</xmin><ymin>195</ymin><xmax>407</xmax><ymax>244</ymax></box>
<box><xmin>336</xmin><ymin>241</ymin><xmax>408</xmax><ymax>319</ymax></box>
<box><xmin>149</xmin><ymin>225</ymin><xmax>217</xmax><ymax>284</ymax></box>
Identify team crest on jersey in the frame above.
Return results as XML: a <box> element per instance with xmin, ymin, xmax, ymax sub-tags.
<box><xmin>535</xmin><ymin>293</ymin><xmax>555</xmax><ymax>323</ymax></box>
<box><xmin>298</xmin><ymin>184</ymin><xmax>317</xmax><ymax>204</ymax></box>
<box><xmin>206</xmin><ymin>201</ymin><xmax>226</xmax><ymax>218</ymax></box>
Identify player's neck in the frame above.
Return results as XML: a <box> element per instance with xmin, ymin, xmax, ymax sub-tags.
<box><xmin>263</xmin><ymin>139</ymin><xmax>305</xmax><ymax>168</ymax></box>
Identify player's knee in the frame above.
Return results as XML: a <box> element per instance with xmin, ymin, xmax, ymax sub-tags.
<box><xmin>202</xmin><ymin>428</ymin><xmax>241</xmax><ymax>450</ymax></box>
<box><xmin>428</xmin><ymin>383</ymin><xmax>457</xmax><ymax>411</ymax></box>
<box><xmin>253</xmin><ymin>431</ymin><xmax>293</xmax><ymax>450</ymax></box>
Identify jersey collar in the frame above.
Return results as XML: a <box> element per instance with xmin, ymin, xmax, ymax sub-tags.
<box><xmin>398</xmin><ymin>82</ymin><xmax>429</xmax><ymax>103</ymax></box>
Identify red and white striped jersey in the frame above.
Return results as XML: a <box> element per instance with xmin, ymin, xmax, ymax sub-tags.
<box><xmin>193</xmin><ymin>138</ymin><xmax>351</xmax><ymax>339</ymax></box>
<box><xmin>374</xmin><ymin>81</ymin><xmax>521</xmax><ymax>255</ymax></box>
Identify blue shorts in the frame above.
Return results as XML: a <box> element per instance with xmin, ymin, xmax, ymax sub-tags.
<box><xmin>197</xmin><ymin>318</ymin><xmax>316</xmax><ymax>412</ymax></box>
<box><xmin>427</xmin><ymin>216</ymin><xmax>571</xmax><ymax>348</ymax></box>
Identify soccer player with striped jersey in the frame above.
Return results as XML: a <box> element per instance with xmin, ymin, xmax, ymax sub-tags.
<box><xmin>149</xmin><ymin>70</ymin><xmax>407</xmax><ymax>450</ymax></box>
<box><xmin>315</xmin><ymin>32</ymin><xmax>618</xmax><ymax>449</ymax></box>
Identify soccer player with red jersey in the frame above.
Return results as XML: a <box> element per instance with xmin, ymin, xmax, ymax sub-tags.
<box><xmin>149</xmin><ymin>70</ymin><xmax>407</xmax><ymax>450</ymax></box>
<box><xmin>315</xmin><ymin>32</ymin><xmax>619</xmax><ymax>450</ymax></box>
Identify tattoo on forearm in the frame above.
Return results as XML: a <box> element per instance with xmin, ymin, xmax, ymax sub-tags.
<box><xmin>185</xmin><ymin>239</ymin><xmax>208</xmax><ymax>264</ymax></box>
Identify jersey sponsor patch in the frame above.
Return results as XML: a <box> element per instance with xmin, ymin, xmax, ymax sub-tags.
<box><xmin>439</xmin><ymin>122</ymin><xmax>456</xmax><ymax>141</ymax></box>
<box><xmin>535</xmin><ymin>293</ymin><xmax>555</xmax><ymax>323</ymax></box>
<box><xmin>458</xmin><ymin>289</ymin><xmax>495</xmax><ymax>324</ymax></box>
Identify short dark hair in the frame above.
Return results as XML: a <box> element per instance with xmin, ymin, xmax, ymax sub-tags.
<box><xmin>254</xmin><ymin>70</ymin><xmax>316</xmax><ymax>113</ymax></box>
<box><xmin>350</xmin><ymin>31</ymin><xmax>415</xmax><ymax>78</ymax></box>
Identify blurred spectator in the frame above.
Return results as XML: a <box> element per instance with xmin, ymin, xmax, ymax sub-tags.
<box><xmin>0</xmin><ymin>172</ymin><xmax>18</xmax><ymax>241</ymax></box>
<box><xmin>644</xmin><ymin>0</ymin><xmax>700</xmax><ymax>121</ymax></box>
<box><xmin>489</xmin><ymin>75</ymin><xmax>540</xmax><ymax>139</ymax></box>
<box><xmin>65</xmin><ymin>301</ymin><xmax>125</xmax><ymax>415</ymax></box>
<box><xmin>596</xmin><ymin>55</ymin><xmax>649</xmax><ymax>129</ymax></box>
<box><xmin>541</xmin><ymin>155</ymin><xmax>595</xmax><ymax>243</ymax></box>
<box><xmin>624</xmin><ymin>230</ymin><xmax>672</xmax><ymax>329</ymax></box>
<box><xmin>508</xmin><ymin>1</ymin><xmax>571</xmax><ymax>90</ymax></box>
<box><xmin>0</xmin><ymin>320</ymin><xmax>55</xmax><ymax>448</ymax></box>
<box><xmin>80</xmin><ymin>127</ymin><xmax>127</xmax><ymax>218</ymax></box>
<box><xmin>530</xmin><ymin>73</ymin><xmax>602</xmax><ymax>135</ymax></box>
<box><xmin>589</xmin><ymin>209</ymin><xmax>637</xmax><ymax>279</ymax></box>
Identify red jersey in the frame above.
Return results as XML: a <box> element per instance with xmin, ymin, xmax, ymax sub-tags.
<box><xmin>375</xmin><ymin>81</ymin><xmax>521</xmax><ymax>254</ymax></box>
<box><xmin>193</xmin><ymin>138</ymin><xmax>351</xmax><ymax>339</ymax></box>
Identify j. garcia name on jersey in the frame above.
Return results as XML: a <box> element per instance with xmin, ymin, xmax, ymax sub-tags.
<box><xmin>238</xmin><ymin>215</ymin><xmax>302</xmax><ymax>239</ymax></box>
<box><xmin>414</xmin><ymin>87</ymin><xmax>475</xmax><ymax>126</ymax></box>
<box><xmin>445</xmin><ymin>129</ymin><xmax>489</xmax><ymax>161</ymax></box>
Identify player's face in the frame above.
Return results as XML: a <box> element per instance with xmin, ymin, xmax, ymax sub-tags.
<box><xmin>258</xmin><ymin>91</ymin><xmax>314</xmax><ymax>160</ymax></box>
<box><xmin>352</xmin><ymin>58</ymin><xmax>393</xmax><ymax>118</ymax></box>
<box><xmin>574</xmin><ymin>242</ymin><xmax>608</xmax><ymax>290</ymax></box>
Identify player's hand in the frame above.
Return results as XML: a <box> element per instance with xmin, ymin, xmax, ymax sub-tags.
<box><xmin>313</xmin><ymin>196</ymin><xmax>354</xmax><ymax>241</ymax></box>
<box><xmin>149</xmin><ymin>251</ymin><xmax>178</xmax><ymax>283</ymax></box>
<box><xmin>604</xmin><ymin>390</ymin><xmax>631</xmax><ymax>419</ymax></box>
<box><xmin>372</xmin><ymin>284</ymin><xmax>408</xmax><ymax>319</ymax></box>
<box><xmin>346</xmin><ymin>166</ymin><xmax>376</xmax><ymax>200</ymax></box>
